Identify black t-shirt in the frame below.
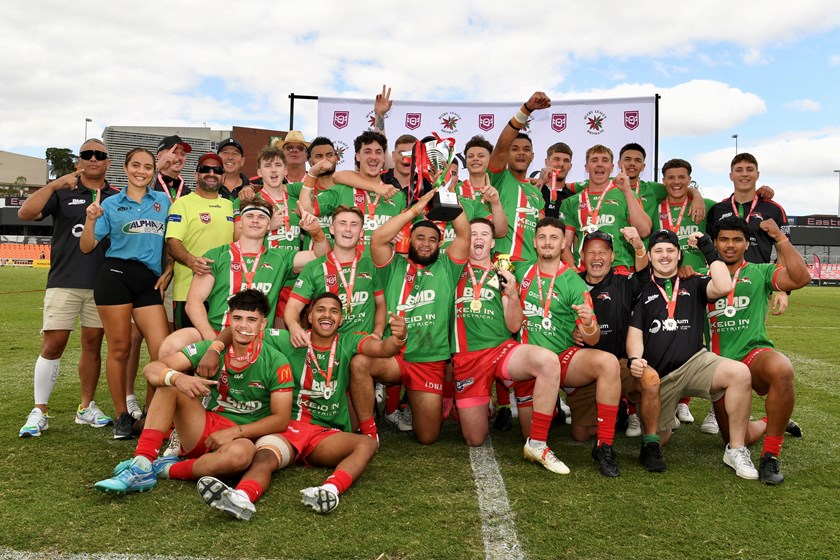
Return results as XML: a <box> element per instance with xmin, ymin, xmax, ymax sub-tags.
<box><xmin>541</xmin><ymin>184</ymin><xmax>574</xmax><ymax>219</ymax></box>
<box><xmin>220</xmin><ymin>173</ymin><xmax>250</xmax><ymax>201</ymax></box>
<box><xmin>706</xmin><ymin>194</ymin><xmax>790</xmax><ymax>264</ymax></box>
<box><xmin>38</xmin><ymin>179</ymin><xmax>119</xmax><ymax>289</ymax></box>
<box><xmin>153</xmin><ymin>173</ymin><xmax>192</xmax><ymax>200</ymax></box>
<box><xmin>582</xmin><ymin>269</ymin><xmax>649</xmax><ymax>358</ymax></box>
<box><xmin>630</xmin><ymin>274</ymin><xmax>714</xmax><ymax>377</ymax></box>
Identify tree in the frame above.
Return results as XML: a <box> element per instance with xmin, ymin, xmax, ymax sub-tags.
<box><xmin>45</xmin><ymin>148</ymin><xmax>76</xmax><ymax>179</ymax></box>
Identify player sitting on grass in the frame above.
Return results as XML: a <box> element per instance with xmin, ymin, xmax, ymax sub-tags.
<box><xmin>93</xmin><ymin>290</ymin><xmax>293</xmax><ymax>494</ymax></box>
<box><xmin>195</xmin><ymin>292</ymin><xmax>407</xmax><ymax>518</ymax></box>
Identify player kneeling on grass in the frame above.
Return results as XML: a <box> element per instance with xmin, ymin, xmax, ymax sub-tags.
<box><xmin>195</xmin><ymin>292</ymin><xmax>407</xmax><ymax>518</ymax></box>
<box><xmin>626</xmin><ymin>230</ymin><xmax>758</xmax><ymax>479</ymax></box>
<box><xmin>707</xmin><ymin>217</ymin><xmax>811</xmax><ymax>484</ymax></box>
<box><xmin>93</xmin><ymin>290</ymin><xmax>294</xmax><ymax>494</ymax></box>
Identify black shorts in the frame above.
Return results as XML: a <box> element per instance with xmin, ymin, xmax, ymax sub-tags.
<box><xmin>94</xmin><ymin>258</ymin><xmax>162</xmax><ymax>308</ymax></box>
<box><xmin>172</xmin><ymin>299</ymin><xmax>209</xmax><ymax>331</ymax></box>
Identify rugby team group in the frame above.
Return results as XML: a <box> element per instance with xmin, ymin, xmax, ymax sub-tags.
<box><xmin>16</xmin><ymin>88</ymin><xmax>810</xmax><ymax>520</ymax></box>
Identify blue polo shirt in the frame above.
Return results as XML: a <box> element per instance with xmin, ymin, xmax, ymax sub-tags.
<box><xmin>94</xmin><ymin>187</ymin><xmax>171</xmax><ymax>275</ymax></box>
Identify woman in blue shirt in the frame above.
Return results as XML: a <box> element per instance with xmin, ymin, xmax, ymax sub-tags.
<box><xmin>81</xmin><ymin>148</ymin><xmax>173</xmax><ymax>439</ymax></box>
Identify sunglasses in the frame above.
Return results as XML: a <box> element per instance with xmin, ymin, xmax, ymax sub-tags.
<box><xmin>284</xmin><ymin>145</ymin><xmax>306</xmax><ymax>153</ymax></box>
<box><xmin>198</xmin><ymin>165</ymin><xmax>224</xmax><ymax>175</ymax></box>
<box><xmin>79</xmin><ymin>150</ymin><xmax>109</xmax><ymax>161</ymax></box>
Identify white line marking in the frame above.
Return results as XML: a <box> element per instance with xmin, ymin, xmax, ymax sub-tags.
<box><xmin>469</xmin><ymin>437</ymin><xmax>525</xmax><ymax>560</ymax></box>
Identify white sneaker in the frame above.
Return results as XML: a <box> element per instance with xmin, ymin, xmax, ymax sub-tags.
<box><xmin>700</xmin><ymin>411</ymin><xmax>720</xmax><ymax>434</ymax></box>
<box><xmin>385</xmin><ymin>408</ymin><xmax>413</xmax><ymax>432</ymax></box>
<box><xmin>672</xmin><ymin>416</ymin><xmax>681</xmax><ymax>431</ymax></box>
<box><xmin>676</xmin><ymin>402</ymin><xmax>695</xmax><ymax>423</ymax></box>
<box><xmin>723</xmin><ymin>444</ymin><xmax>759</xmax><ymax>480</ymax></box>
<box><xmin>523</xmin><ymin>439</ymin><xmax>570</xmax><ymax>474</ymax></box>
<box><xmin>559</xmin><ymin>397</ymin><xmax>571</xmax><ymax>425</ymax></box>
<box><xmin>375</xmin><ymin>383</ymin><xmax>385</xmax><ymax>406</ymax></box>
<box><xmin>163</xmin><ymin>430</ymin><xmax>181</xmax><ymax>457</ymax></box>
<box><xmin>75</xmin><ymin>401</ymin><xmax>112</xmax><ymax>428</ymax></box>
<box><xmin>197</xmin><ymin>476</ymin><xmax>255</xmax><ymax>520</ymax></box>
<box><xmin>126</xmin><ymin>395</ymin><xmax>143</xmax><ymax>421</ymax></box>
<box><xmin>19</xmin><ymin>407</ymin><xmax>49</xmax><ymax>438</ymax></box>
<box><xmin>626</xmin><ymin>413</ymin><xmax>642</xmax><ymax>437</ymax></box>
<box><xmin>301</xmin><ymin>486</ymin><xmax>340</xmax><ymax>513</ymax></box>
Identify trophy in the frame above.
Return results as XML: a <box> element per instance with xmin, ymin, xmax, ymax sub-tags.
<box><xmin>408</xmin><ymin>134</ymin><xmax>463</xmax><ymax>222</ymax></box>
<box><xmin>493</xmin><ymin>253</ymin><xmax>515</xmax><ymax>287</ymax></box>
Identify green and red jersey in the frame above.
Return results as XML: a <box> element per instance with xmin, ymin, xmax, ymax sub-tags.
<box><xmin>452</xmin><ymin>262</ymin><xmax>511</xmax><ymax>353</ymax></box>
<box><xmin>488</xmin><ymin>167</ymin><xmax>544</xmax><ymax>262</ymax></box>
<box><xmin>515</xmin><ymin>261</ymin><xmax>587</xmax><ymax>352</ymax></box>
<box><xmin>232</xmin><ymin>186</ymin><xmax>302</xmax><ymax>253</ymax></box>
<box><xmin>429</xmin><ymin>195</ymin><xmax>491</xmax><ymax>250</ymax></box>
<box><xmin>203</xmin><ymin>243</ymin><xmax>297</xmax><ymax>332</ymax></box>
<box><xmin>290</xmin><ymin>250</ymin><xmax>383</xmax><ymax>335</ymax></box>
<box><xmin>313</xmin><ymin>184</ymin><xmax>406</xmax><ymax>252</ymax></box>
<box><xmin>182</xmin><ymin>339</ymin><xmax>293</xmax><ymax>425</ymax></box>
<box><xmin>708</xmin><ymin>262</ymin><xmax>779</xmax><ymax>361</ymax></box>
<box><xmin>559</xmin><ymin>186</ymin><xmax>636</xmax><ymax>268</ymax></box>
<box><xmin>653</xmin><ymin>197</ymin><xmax>717</xmax><ymax>272</ymax></box>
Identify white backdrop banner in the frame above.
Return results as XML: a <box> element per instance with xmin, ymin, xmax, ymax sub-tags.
<box><xmin>316</xmin><ymin>96</ymin><xmax>658</xmax><ymax>182</ymax></box>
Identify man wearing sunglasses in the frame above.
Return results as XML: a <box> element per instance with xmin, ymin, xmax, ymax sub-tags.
<box><xmin>155</xmin><ymin>135</ymin><xmax>193</xmax><ymax>202</ymax></box>
<box><xmin>276</xmin><ymin>130</ymin><xmax>310</xmax><ymax>184</ymax></box>
<box><xmin>18</xmin><ymin>139</ymin><xmax>119</xmax><ymax>438</ymax></box>
<box><xmin>166</xmin><ymin>153</ymin><xmax>234</xmax><ymax>330</ymax></box>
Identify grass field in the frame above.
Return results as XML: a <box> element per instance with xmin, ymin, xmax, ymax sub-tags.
<box><xmin>0</xmin><ymin>267</ymin><xmax>838</xmax><ymax>560</ymax></box>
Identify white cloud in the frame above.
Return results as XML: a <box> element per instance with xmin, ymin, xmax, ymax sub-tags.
<box><xmin>784</xmin><ymin>99</ymin><xmax>822</xmax><ymax>112</ymax></box>
<box><xmin>741</xmin><ymin>48</ymin><xmax>770</xmax><ymax>65</ymax></box>
<box><xmin>830</xmin><ymin>55</ymin><xmax>840</xmax><ymax>65</ymax></box>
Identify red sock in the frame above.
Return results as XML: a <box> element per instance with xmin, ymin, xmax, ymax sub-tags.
<box><xmin>168</xmin><ymin>459</ymin><xmax>197</xmax><ymax>480</ymax></box>
<box><xmin>496</xmin><ymin>380</ymin><xmax>511</xmax><ymax>407</ymax></box>
<box><xmin>385</xmin><ymin>386</ymin><xmax>401</xmax><ymax>415</ymax></box>
<box><xmin>761</xmin><ymin>416</ymin><xmax>768</xmax><ymax>423</ymax></box>
<box><xmin>762</xmin><ymin>434</ymin><xmax>784</xmax><ymax>457</ymax></box>
<box><xmin>323</xmin><ymin>469</ymin><xmax>353</xmax><ymax>495</ymax></box>
<box><xmin>236</xmin><ymin>479</ymin><xmax>264</xmax><ymax>503</ymax></box>
<box><xmin>359</xmin><ymin>416</ymin><xmax>378</xmax><ymax>438</ymax></box>
<box><xmin>134</xmin><ymin>429</ymin><xmax>166</xmax><ymax>462</ymax></box>
<box><xmin>678</xmin><ymin>397</ymin><xmax>691</xmax><ymax>405</ymax></box>
<box><xmin>627</xmin><ymin>401</ymin><xmax>637</xmax><ymax>415</ymax></box>
<box><xmin>596</xmin><ymin>403</ymin><xmax>619</xmax><ymax>446</ymax></box>
<box><xmin>529</xmin><ymin>411</ymin><xmax>553</xmax><ymax>442</ymax></box>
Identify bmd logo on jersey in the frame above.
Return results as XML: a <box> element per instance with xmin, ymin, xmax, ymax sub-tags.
<box><xmin>551</xmin><ymin>113</ymin><xmax>567</xmax><ymax>132</ymax></box>
<box><xmin>624</xmin><ymin>110</ymin><xmax>640</xmax><ymax>130</ymax></box>
<box><xmin>478</xmin><ymin>114</ymin><xmax>494</xmax><ymax>132</ymax></box>
<box><xmin>333</xmin><ymin>111</ymin><xmax>350</xmax><ymax>129</ymax></box>
<box><xmin>405</xmin><ymin>113</ymin><xmax>422</xmax><ymax>130</ymax></box>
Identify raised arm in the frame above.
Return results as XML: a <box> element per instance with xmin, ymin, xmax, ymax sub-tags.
<box><xmin>370</xmin><ymin>188</ymin><xmax>437</xmax><ymax>266</ymax></box>
<box><xmin>616</xmin><ymin>173</ymin><xmax>652</xmax><ymax>238</ymax></box>
<box><xmin>489</xmin><ymin>91</ymin><xmax>551</xmax><ymax>171</ymax></box>
<box><xmin>19</xmin><ymin>170</ymin><xmax>82</xmax><ymax>221</ymax></box>
<box><xmin>761</xmin><ymin>219</ymin><xmax>810</xmax><ymax>291</ymax></box>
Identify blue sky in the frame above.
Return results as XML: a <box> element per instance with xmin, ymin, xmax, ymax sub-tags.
<box><xmin>1</xmin><ymin>1</ymin><xmax>839</xmax><ymax>216</ymax></box>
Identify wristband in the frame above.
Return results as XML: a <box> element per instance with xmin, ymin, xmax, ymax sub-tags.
<box><xmin>513</xmin><ymin>110</ymin><xmax>528</xmax><ymax>125</ymax></box>
<box><xmin>523</xmin><ymin>102</ymin><xmax>534</xmax><ymax>113</ymax></box>
<box><xmin>209</xmin><ymin>341</ymin><xmax>225</xmax><ymax>355</ymax></box>
<box><xmin>696</xmin><ymin>234</ymin><xmax>721</xmax><ymax>265</ymax></box>
<box><xmin>306</xmin><ymin>172</ymin><xmax>318</xmax><ymax>180</ymax></box>
<box><xmin>164</xmin><ymin>369</ymin><xmax>180</xmax><ymax>387</ymax></box>
<box><xmin>507</xmin><ymin>120</ymin><xmax>521</xmax><ymax>131</ymax></box>
<box><xmin>301</xmin><ymin>185</ymin><xmax>313</xmax><ymax>190</ymax></box>
<box><xmin>635</xmin><ymin>248</ymin><xmax>646</xmax><ymax>258</ymax></box>
<box><xmin>627</xmin><ymin>357</ymin><xmax>639</xmax><ymax>370</ymax></box>
<box><xmin>311</xmin><ymin>230</ymin><xmax>327</xmax><ymax>243</ymax></box>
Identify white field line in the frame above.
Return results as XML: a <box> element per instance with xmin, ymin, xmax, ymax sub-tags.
<box><xmin>469</xmin><ymin>437</ymin><xmax>525</xmax><ymax>560</ymax></box>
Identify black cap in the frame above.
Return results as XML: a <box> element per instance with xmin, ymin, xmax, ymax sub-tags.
<box><xmin>582</xmin><ymin>230</ymin><xmax>613</xmax><ymax>249</ymax></box>
<box><xmin>647</xmin><ymin>229</ymin><xmax>680</xmax><ymax>251</ymax></box>
<box><xmin>411</xmin><ymin>219</ymin><xmax>443</xmax><ymax>236</ymax></box>
<box><xmin>157</xmin><ymin>135</ymin><xmax>192</xmax><ymax>154</ymax></box>
<box><xmin>217</xmin><ymin>137</ymin><xmax>244</xmax><ymax>155</ymax></box>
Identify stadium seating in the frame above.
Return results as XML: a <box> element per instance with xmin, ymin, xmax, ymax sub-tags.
<box><xmin>0</xmin><ymin>243</ymin><xmax>51</xmax><ymax>261</ymax></box>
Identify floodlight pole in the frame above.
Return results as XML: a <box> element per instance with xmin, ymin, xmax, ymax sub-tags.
<box><xmin>84</xmin><ymin>118</ymin><xmax>92</xmax><ymax>142</ymax></box>
<box><xmin>732</xmin><ymin>134</ymin><xmax>738</xmax><ymax>155</ymax></box>
<box><xmin>834</xmin><ymin>170</ymin><xmax>840</xmax><ymax>217</ymax></box>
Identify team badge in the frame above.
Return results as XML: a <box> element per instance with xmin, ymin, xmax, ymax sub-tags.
<box><xmin>478</xmin><ymin>114</ymin><xmax>494</xmax><ymax>132</ymax></box>
<box><xmin>153</xmin><ymin>202</ymin><xmax>161</xmax><ymax>212</ymax></box>
<box><xmin>551</xmin><ymin>113</ymin><xmax>567</xmax><ymax>132</ymax></box>
<box><xmin>199</xmin><ymin>213</ymin><xmax>211</xmax><ymax>224</ymax></box>
<box><xmin>624</xmin><ymin>110</ymin><xmax>640</xmax><ymax>131</ymax></box>
<box><xmin>333</xmin><ymin>111</ymin><xmax>350</xmax><ymax>129</ymax></box>
<box><xmin>405</xmin><ymin>113</ymin><xmax>422</xmax><ymax>130</ymax></box>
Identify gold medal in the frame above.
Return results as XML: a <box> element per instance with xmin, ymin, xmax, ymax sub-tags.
<box><xmin>470</xmin><ymin>300</ymin><xmax>482</xmax><ymax>312</ymax></box>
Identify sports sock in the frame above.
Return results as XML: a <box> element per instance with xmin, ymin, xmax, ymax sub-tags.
<box><xmin>134</xmin><ymin>429</ymin><xmax>166</xmax><ymax>462</ymax></box>
<box><xmin>385</xmin><ymin>386</ymin><xmax>401</xmax><ymax>415</ymax></box>
<box><xmin>761</xmin><ymin>416</ymin><xmax>768</xmax><ymax>423</ymax></box>
<box><xmin>596</xmin><ymin>403</ymin><xmax>619</xmax><ymax>446</ymax></box>
<box><xmin>358</xmin><ymin>416</ymin><xmax>378</xmax><ymax>438</ymax></box>
<box><xmin>236</xmin><ymin>479</ymin><xmax>264</xmax><ymax>503</ymax></box>
<box><xmin>762</xmin><ymin>434</ymin><xmax>784</xmax><ymax>457</ymax></box>
<box><xmin>627</xmin><ymin>401</ymin><xmax>637</xmax><ymax>415</ymax></box>
<box><xmin>168</xmin><ymin>459</ymin><xmax>197</xmax><ymax>480</ymax></box>
<box><xmin>33</xmin><ymin>356</ymin><xmax>60</xmax><ymax>405</ymax></box>
<box><xmin>529</xmin><ymin>411</ymin><xmax>553</xmax><ymax>442</ymax></box>
<box><xmin>642</xmin><ymin>433</ymin><xmax>660</xmax><ymax>445</ymax></box>
<box><xmin>495</xmin><ymin>380</ymin><xmax>511</xmax><ymax>407</ymax></box>
<box><xmin>323</xmin><ymin>469</ymin><xmax>353</xmax><ymax>495</ymax></box>
<box><xmin>678</xmin><ymin>397</ymin><xmax>691</xmax><ymax>405</ymax></box>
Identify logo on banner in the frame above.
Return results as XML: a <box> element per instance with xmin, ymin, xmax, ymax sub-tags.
<box><xmin>405</xmin><ymin>113</ymin><xmax>422</xmax><ymax>130</ymax></box>
<box><xmin>333</xmin><ymin>111</ymin><xmax>350</xmax><ymax>129</ymax></box>
<box><xmin>585</xmin><ymin>110</ymin><xmax>606</xmax><ymax>135</ymax></box>
<box><xmin>478</xmin><ymin>114</ymin><xmax>494</xmax><ymax>132</ymax></box>
<box><xmin>366</xmin><ymin>111</ymin><xmax>377</xmax><ymax>130</ymax></box>
<box><xmin>439</xmin><ymin>112</ymin><xmax>461</xmax><ymax>133</ymax></box>
<box><xmin>624</xmin><ymin>110</ymin><xmax>639</xmax><ymax>130</ymax></box>
<box><xmin>334</xmin><ymin>140</ymin><xmax>349</xmax><ymax>165</ymax></box>
<box><xmin>551</xmin><ymin>113</ymin><xmax>567</xmax><ymax>132</ymax></box>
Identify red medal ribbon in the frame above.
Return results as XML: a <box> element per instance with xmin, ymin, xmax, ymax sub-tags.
<box><xmin>466</xmin><ymin>263</ymin><xmax>492</xmax><ymax>305</ymax></box>
<box><xmin>730</xmin><ymin>194</ymin><xmax>759</xmax><ymax>222</ymax></box>
<box><xmin>306</xmin><ymin>333</ymin><xmax>338</xmax><ymax>396</ymax></box>
<box><xmin>260</xmin><ymin>187</ymin><xmax>290</xmax><ymax>234</ymax></box>
<box><xmin>157</xmin><ymin>173</ymin><xmax>185</xmax><ymax>203</ymax></box>
<box><xmin>660</xmin><ymin>198</ymin><xmax>689</xmax><ymax>234</ymax></box>
<box><xmin>652</xmin><ymin>277</ymin><xmax>680</xmax><ymax>322</ymax></box>
<box><xmin>582</xmin><ymin>182</ymin><xmax>616</xmax><ymax>229</ymax></box>
<box><xmin>230</xmin><ymin>242</ymin><xmax>265</xmax><ymax>289</ymax></box>
<box><xmin>329</xmin><ymin>251</ymin><xmax>358</xmax><ymax>309</ymax></box>
<box><xmin>727</xmin><ymin>261</ymin><xmax>748</xmax><ymax>308</ymax></box>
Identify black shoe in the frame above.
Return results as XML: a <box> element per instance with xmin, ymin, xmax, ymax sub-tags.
<box><xmin>785</xmin><ymin>420</ymin><xmax>803</xmax><ymax>438</ymax></box>
<box><xmin>493</xmin><ymin>407</ymin><xmax>512</xmax><ymax>432</ymax></box>
<box><xmin>758</xmin><ymin>452</ymin><xmax>784</xmax><ymax>485</ymax></box>
<box><xmin>113</xmin><ymin>412</ymin><xmax>135</xmax><ymax>440</ymax></box>
<box><xmin>592</xmin><ymin>443</ymin><xmax>621</xmax><ymax>477</ymax></box>
<box><xmin>132</xmin><ymin>411</ymin><xmax>146</xmax><ymax>436</ymax></box>
<box><xmin>639</xmin><ymin>442</ymin><xmax>667</xmax><ymax>472</ymax></box>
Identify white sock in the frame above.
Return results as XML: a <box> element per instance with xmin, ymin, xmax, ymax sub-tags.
<box><xmin>528</xmin><ymin>438</ymin><xmax>545</xmax><ymax>447</ymax></box>
<box><xmin>323</xmin><ymin>483</ymin><xmax>339</xmax><ymax>495</ymax></box>
<box><xmin>33</xmin><ymin>356</ymin><xmax>60</xmax><ymax>405</ymax></box>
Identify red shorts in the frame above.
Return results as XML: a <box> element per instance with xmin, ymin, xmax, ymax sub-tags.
<box><xmin>452</xmin><ymin>341</ymin><xmax>534</xmax><ymax>408</ymax></box>
<box><xmin>395</xmin><ymin>354</ymin><xmax>446</xmax><ymax>395</ymax></box>
<box><xmin>183</xmin><ymin>410</ymin><xmax>238</xmax><ymax>459</ymax></box>
<box><xmin>558</xmin><ymin>346</ymin><xmax>583</xmax><ymax>388</ymax></box>
<box><xmin>275</xmin><ymin>285</ymin><xmax>294</xmax><ymax>320</ymax></box>
<box><xmin>281</xmin><ymin>419</ymin><xmax>341</xmax><ymax>463</ymax></box>
<box><xmin>742</xmin><ymin>347</ymin><xmax>774</xmax><ymax>396</ymax></box>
